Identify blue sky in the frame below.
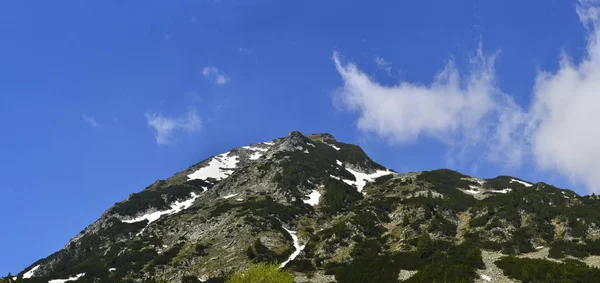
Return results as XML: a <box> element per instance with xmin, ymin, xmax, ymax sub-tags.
<box><xmin>1</xmin><ymin>0</ymin><xmax>599</xmax><ymax>275</ymax></box>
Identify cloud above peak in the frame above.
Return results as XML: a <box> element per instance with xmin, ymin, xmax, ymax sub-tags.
<box><xmin>333</xmin><ymin>47</ymin><xmax>500</xmax><ymax>145</ymax></box>
<box><xmin>202</xmin><ymin>66</ymin><xmax>229</xmax><ymax>85</ymax></box>
<box><xmin>334</xmin><ymin>1</ymin><xmax>600</xmax><ymax>193</ymax></box>
<box><xmin>146</xmin><ymin>110</ymin><xmax>202</xmax><ymax>145</ymax></box>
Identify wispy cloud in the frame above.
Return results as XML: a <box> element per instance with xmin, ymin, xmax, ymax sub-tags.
<box><xmin>238</xmin><ymin>47</ymin><xmax>253</xmax><ymax>54</ymax></box>
<box><xmin>145</xmin><ymin>110</ymin><xmax>202</xmax><ymax>145</ymax></box>
<box><xmin>202</xmin><ymin>66</ymin><xmax>229</xmax><ymax>85</ymax></box>
<box><xmin>374</xmin><ymin>56</ymin><xmax>392</xmax><ymax>74</ymax></box>
<box><xmin>82</xmin><ymin>114</ymin><xmax>98</xmax><ymax>128</ymax></box>
<box><xmin>333</xmin><ymin>1</ymin><xmax>600</xmax><ymax>193</ymax></box>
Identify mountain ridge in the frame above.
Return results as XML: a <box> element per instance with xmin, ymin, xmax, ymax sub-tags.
<box><xmin>8</xmin><ymin>131</ymin><xmax>600</xmax><ymax>283</ymax></box>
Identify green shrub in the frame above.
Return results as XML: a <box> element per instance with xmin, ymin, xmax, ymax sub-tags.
<box><xmin>226</xmin><ymin>263</ymin><xmax>293</xmax><ymax>283</ymax></box>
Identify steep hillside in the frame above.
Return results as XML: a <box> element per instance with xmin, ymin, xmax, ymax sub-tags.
<box><xmin>7</xmin><ymin>131</ymin><xmax>600</xmax><ymax>283</ymax></box>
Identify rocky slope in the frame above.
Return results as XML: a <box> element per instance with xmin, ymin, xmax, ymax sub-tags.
<box><xmin>8</xmin><ymin>131</ymin><xmax>600</xmax><ymax>283</ymax></box>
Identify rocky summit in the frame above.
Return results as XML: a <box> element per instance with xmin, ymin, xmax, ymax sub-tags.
<box><xmin>8</xmin><ymin>131</ymin><xmax>600</xmax><ymax>283</ymax></box>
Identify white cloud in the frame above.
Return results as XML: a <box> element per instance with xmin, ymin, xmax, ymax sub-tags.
<box><xmin>333</xmin><ymin>47</ymin><xmax>500</xmax><ymax>144</ymax></box>
<box><xmin>523</xmin><ymin>0</ymin><xmax>600</xmax><ymax>191</ymax></box>
<box><xmin>202</xmin><ymin>66</ymin><xmax>229</xmax><ymax>85</ymax></box>
<box><xmin>374</xmin><ymin>56</ymin><xmax>392</xmax><ymax>74</ymax></box>
<box><xmin>82</xmin><ymin>114</ymin><xmax>98</xmax><ymax>127</ymax></box>
<box><xmin>145</xmin><ymin>110</ymin><xmax>202</xmax><ymax>145</ymax></box>
<box><xmin>333</xmin><ymin>1</ymin><xmax>600</xmax><ymax>193</ymax></box>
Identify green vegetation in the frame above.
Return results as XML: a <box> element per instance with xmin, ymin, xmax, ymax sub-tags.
<box><xmin>496</xmin><ymin>256</ymin><xmax>600</xmax><ymax>282</ymax></box>
<box><xmin>246</xmin><ymin>238</ymin><xmax>293</xmax><ymax>264</ymax></box>
<box><xmin>320</xmin><ymin>178</ymin><xmax>363</xmax><ymax>214</ymax></box>
<box><xmin>416</xmin><ymin>169</ymin><xmax>477</xmax><ymax>211</ymax></box>
<box><xmin>324</xmin><ymin>235</ymin><xmax>483</xmax><ymax>283</ymax></box>
<box><xmin>226</xmin><ymin>263</ymin><xmax>293</xmax><ymax>283</ymax></box>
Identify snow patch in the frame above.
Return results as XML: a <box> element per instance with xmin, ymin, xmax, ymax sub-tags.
<box><xmin>336</xmin><ymin>160</ymin><xmax>343</xmax><ymax>166</ymax></box>
<box><xmin>490</xmin><ymin>188</ymin><xmax>512</xmax><ymax>194</ymax></box>
<box><xmin>303</xmin><ymin>149</ymin><xmax>309</xmax><ymax>154</ymax></box>
<box><xmin>249</xmin><ymin>151</ymin><xmax>263</xmax><ymax>160</ymax></box>
<box><xmin>187</xmin><ymin>152</ymin><xmax>239</xmax><ymax>181</ymax></box>
<box><xmin>236</xmin><ymin>198</ymin><xmax>244</xmax><ymax>202</ymax></box>
<box><xmin>510</xmin><ymin>179</ymin><xmax>533</xmax><ymax>187</ymax></box>
<box><xmin>303</xmin><ymin>190</ymin><xmax>321</xmax><ymax>206</ymax></box>
<box><xmin>122</xmin><ymin>192</ymin><xmax>199</xmax><ymax>224</ymax></box>
<box><xmin>23</xmin><ymin>265</ymin><xmax>40</xmax><ymax>279</ymax></box>
<box><xmin>48</xmin><ymin>273</ymin><xmax>85</xmax><ymax>283</ymax></box>
<box><xmin>480</xmin><ymin>274</ymin><xmax>492</xmax><ymax>282</ymax></box>
<box><xmin>109</xmin><ymin>268</ymin><xmax>116</xmax><ymax>272</ymax></box>
<box><xmin>326</xmin><ymin>143</ymin><xmax>340</xmax><ymax>150</ymax></box>
<box><xmin>263</xmin><ymin>141</ymin><xmax>275</xmax><ymax>146</ymax></box>
<box><xmin>536</xmin><ymin>246</ymin><xmax>545</xmax><ymax>250</ymax></box>
<box><xmin>242</xmin><ymin>145</ymin><xmax>269</xmax><ymax>152</ymax></box>
<box><xmin>280</xmin><ymin>228</ymin><xmax>305</xmax><ymax>268</ymax></box>
<box><xmin>463</xmin><ymin>189</ymin><xmax>480</xmax><ymax>194</ymax></box>
<box><xmin>344</xmin><ymin>167</ymin><xmax>394</xmax><ymax>192</ymax></box>
<box><xmin>307</xmin><ymin>143</ymin><xmax>315</xmax><ymax>147</ymax></box>
<box><xmin>222</xmin><ymin>193</ymin><xmax>239</xmax><ymax>199</ymax></box>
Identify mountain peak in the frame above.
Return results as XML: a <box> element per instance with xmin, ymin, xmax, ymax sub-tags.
<box><xmin>307</xmin><ymin>132</ymin><xmax>336</xmax><ymax>143</ymax></box>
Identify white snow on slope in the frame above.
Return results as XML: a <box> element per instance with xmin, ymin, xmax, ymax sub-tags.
<box><xmin>249</xmin><ymin>151</ymin><xmax>263</xmax><ymax>160</ymax></box>
<box><xmin>307</xmin><ymin>143</ymin><xmax>315</xmax><ymax>147</ymax></box>
<box><xmin>122</xmin><ymin>192</ymin><xmax>200</xmax><ymax>224</ymax></box>
<box><xmin>263</xmin><ymin>141</ymin><xmax>275</xmax><ymax>146</ymax></box>
<box><xmin>23</xmin><ymin>265</ymin><xmax>40</xmax><ymax>279</ymax></box>
<box><xmin>187</xmin><ymin>152</ymin><xmax>240</xmax><ymax>181</ymax></box>
<box><xmin>280</xmin><ymin>228</ymin><xmax>305</xmax><ymax>268</ymax></box>
<box><xmin>344</xmin><ymin>167</ymin><xmax>393</xmax><ymax>192</ymax></box>
<box><xmin>326</xmin><ymin>143</ymin><xmax>340</xmax><ymax>150</ymax></box>
<box><xmin>490</xmin><ymin>188</ymin><xmax>512</xmax><ymax>194</ymax></box>
<box><xmin>463</xmin><ymin>189</ymin><xmax>481</xmax><ymax>194</ymax></box>
<box><xmin>221</xmin><ymin>193</ymin><xmax>239</xmax><ymax>199</ymax></box>
<box><xmin>331</xmin><ymin>160</ymin><xmax>394</xmax><ymax>192</ymax></box>
<box><xmin>480</xmin><ymin>274</ymin><xmax>492</xmax><ymax>282</ymax></box>
<box><xmin>510</xmin><ymin>179</ymin><xmax>533</xmax><ymax>187</ymax></box>
<box><xmin>109</xmin><ymin>268</ymin><xmax>116</xmax><ymax>272</ymax></box>
<box><xmin>48</xmin><ymin>273</ymin><xmax>85</xmax><ymax>283</ymax></box>
<box><xmin>304</xmin><ymin>190</ymin><xmax>321</xmax><ymax>206</ymax></box>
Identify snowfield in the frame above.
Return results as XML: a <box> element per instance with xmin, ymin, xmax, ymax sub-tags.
<box><xmin>303</xmin><ymin>190</ymin><xmax>321</xmax><ymax>206</ymax></box>
<box><xmin>23</xmin><ymin>265</ymin><xmax>40</xmax><ymax>279</ymax></box>
<box><xmin>510</xmin><ymin>178</ymin><xmax>533</xmax><ymax>187</ymax></box>
<box><xmin>187</xmin><ymin>152</ymin><xmax>240</xmax><ymax>181</ymax></box>
<box><xmin>122</xmin><ymin>192</ymin><xmax>200</xmax><ymax>224</ymax></box>
<box><xmin>48</xmin><ymin>273</ymin><xmax>85</xmax><ymax>283</ymax></box>
<box><xmin>280</xmin><ymin>228</ymin><xmax>305</xmax><ymax>268</ymax></box>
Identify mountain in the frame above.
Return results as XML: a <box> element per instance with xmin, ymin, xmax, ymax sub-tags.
<box><xmin>7</xmin><ymin>131</ymin><xmax>600</xmax><ymax>283</ymax></box>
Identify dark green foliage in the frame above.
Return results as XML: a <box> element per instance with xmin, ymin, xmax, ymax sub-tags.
<box><xmin>405</xmin><ymin>239</ymin><xmax>484</xmax><ymax>283</ymax></box>
<box><xmin>549</xmin><ymin>239</ymin><xmax>600</xmax><ymax>259</ymax></box>
<box><xmin>285</xmin><ymin>259</ymin><xmax>316</xmax><ymax>273</ymax></box>
<box><xmin>469</xmin><ymin>214</ymin><xmax>490</xmax><ymax>227</ymax></box>
<box><xmin>211</xmin><ymin>197</ymin><xmax>307</xmax><ymax>223</ymax></box>
<box><xmin>153</xmin><ymin>243</ymin><xmax>184</xmax><ymax>265</ymax></box>
<box><xmin>416</xmin><ymin>169</ymin><xmax>476</xmax><ymax>211</ymax></box>
<box><xmin>321</xmin><ymin>178</ymin><xmax>363</xmax><ymax>214</ymax></box>
<box><xmin>182</xmin><ymin>275</ymin><xmax>202</xmax><ymax>283</ymax></box>
<box><xmin>496</xmin><ymin>256</ymin><xmax>600</xmax><ymax>282</ymax></box>
<box><xmin>325</xmin><ymin>235</ymin><xmax>483</xmax><ymax>283</ymax></box>
<box><xmin>246</xmin><ymin>239</ymin><xmax>292</xmax><ymax>264</ymax></box>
